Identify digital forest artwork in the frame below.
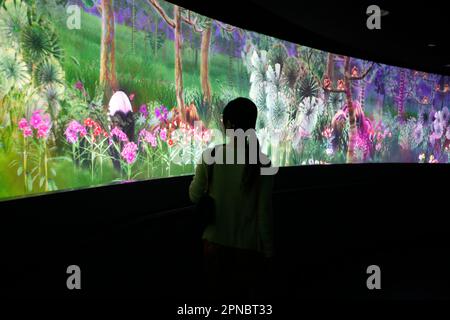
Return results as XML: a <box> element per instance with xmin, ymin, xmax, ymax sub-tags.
<box><xmin>0</xmin><ymin>0</ymin><xmax>449</xmax><ymax>200</ymax></box>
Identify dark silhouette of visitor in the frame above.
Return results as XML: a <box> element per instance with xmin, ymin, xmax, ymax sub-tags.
<box><xmin>189</xmin><ymin>97</ymin><xmax>274</xmax><ymax>300</ymax></box>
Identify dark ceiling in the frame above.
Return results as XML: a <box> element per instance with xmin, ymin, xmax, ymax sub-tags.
<box><xmin>172</xmin><ymin>0</ymin><xmax>450</xmax><ymax>76</ymax></box>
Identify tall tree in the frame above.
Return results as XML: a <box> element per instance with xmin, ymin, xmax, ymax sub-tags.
<box><xmin>148</xmin><ymin>0</ymin><xmax>185</xmax><ymax>119</ymax></box>
<box><xmin>131</xmin><ymin>0</ymin><xmax>136</xmax><ymax>53</ymax></box>
<box><xmin>100</xmin><ymin>0</ymin><xmax>118</xmax><ymax>101</ymax></box>
<box><xmin>200</xmin><ymin>22</ymin><xmax>212</xmax><ymax>103</ymax></box>
<box><xmin>181</xmin><ymin>15</ymin><xmax>237</xmax><ymax>104</ymax></box>
<box><xmin>319</xmin><ymin>56</ymin><xmax>374</xmax><ymax>162</ymax></box>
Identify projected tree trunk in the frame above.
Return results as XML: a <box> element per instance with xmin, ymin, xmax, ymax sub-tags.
<box><xmin>100</xmin><ymin>0</ymin><xmax>118</xmax><ymax>101</ymax></box>
<box><xmin>343</xmin><ymin>57</ymin><xmax>358</xmax><ymax>162</ymax></box>
<box><xmin>148</xmin><ymin>0</ymin><xmax>186</xmax><ymax>119</ymax></box>
<box><xmin>181</xmin><ymin>15</ymin><xmax>237</xmax><ymax>104</ymax></box>
<box><xmin>173</xmin><ymin>6</ymin><xmax>184</xmax><ymax>118</ymax></box>
<box><xmin>397</xmin><ymin>69</ymin><xmax>406</xmax><ymax>121</ymax></box>
<box><xmin>200</xmin><ymin>23</ymin><xmax>212</xmax><ymax>103</ymax></box>
<box><xmin>321</xmin><ymin>56</ymin><xmax>375</xmax><ymax>163</ymax></box>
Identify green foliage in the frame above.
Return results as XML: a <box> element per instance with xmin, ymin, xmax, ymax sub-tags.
<box><xmin>147</xmin><ymin>30</ymin><xmax>165</xmax><ymax>53</ymax></box>
<box><xmin>267</xmin><ymin>43</ymin><xmax>288</xmax><ymax>71</ymax></box>
<box><xmin>0</xmin><ymin>48</ymin><xmax>30</xmax><ymax>89</ymax></box>
<box><xmin>298</xmin><ymin>46</ymin><xmax>326</xmax><ymax>80</ymax></box>
<box><xmin>327</xmin><ymin>92</ymin><xmax>344</xmax><ymax>112</ymax></box>
<box><xmin>20</xmin><ymin>22</ymin><xmax>62</xmax><ymax>65</ymax></box>
<box><xmin>295</xmin><ymin>74</ymin><xmax>319</xmax><ymax>102</ymax></box>
<box><xmin>82</xmin><ymin>0</ymin><xmax>94</xmax><ymax>8</ymax></box>
<box><xmin>184</xmin><ymin>88</ymin><xmax>212</xmax><ymax>126</ymax></box>
<box><xmin>312</xmin><ymin>108</ymin><xmax>332</xmax><ymax>144</ymax></box>
<box><xmin>0</xmin><ymin>0</ymin><xmax>27</xmax><ymax>46</ymax></box>
<box><xmin>282</xmin><ymin>56</ymin><xmax>300</xmax><ymax>90</ymax></box>
<box><xmin>34</xmin><ymin>57</ymin><xmax>64</xmax><ymax>87</ymax></box>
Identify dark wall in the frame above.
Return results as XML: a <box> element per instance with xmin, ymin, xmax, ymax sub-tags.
<box><xmin>1</xmin><ymin>164</ymin><xmax>449</xmax><ymax>300</ymax></box>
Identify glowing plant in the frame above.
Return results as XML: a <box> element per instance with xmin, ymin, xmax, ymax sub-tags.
<box><xmin>121</xmin><ymin>141</ymin><xmax>138</xmax><ymax>180</ymax></box>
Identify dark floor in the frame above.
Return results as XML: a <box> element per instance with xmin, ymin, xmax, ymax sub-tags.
<box><xmin>1</xmin><ymin>164</ymin><xmax>449</xmax><ymax>302</ymax></box>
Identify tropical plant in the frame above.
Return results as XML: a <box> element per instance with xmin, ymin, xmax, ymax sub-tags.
<box><xmin>34</xmin><ymin>57</ymin><xmax>64</xmax><ymax>87</ymax></box>
<box><xmin>0</xmin><ymin>0</ymin><xmax>27</xmax><ymax>48</ymax></box>
<box><xmin>0</xmin><ymin>48</ymin><xmax>30</xmax><ymax>89</ymax></box>
<box><xmin>20</xmin><ymin>22</ymin><xmax>63</xmax><ymax>66</ymax></box>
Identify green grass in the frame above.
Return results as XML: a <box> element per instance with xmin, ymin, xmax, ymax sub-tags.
<box><xmin>0</xmin><ymin>9</ymin><xmax>252</xmax><ymax>201</ymax></box>
<box><xmin>57</xmin><ymin>11</ymin><xmax>249</xmax><ymax>109</ymax></box>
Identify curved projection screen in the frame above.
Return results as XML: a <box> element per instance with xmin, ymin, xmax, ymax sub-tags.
<box><xmin>0</xmin><ymin>0</ymin><xmax>449</xmax><ymax>200</ymax></box>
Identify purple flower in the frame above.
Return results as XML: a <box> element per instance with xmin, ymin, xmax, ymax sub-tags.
<box><xmin>121</xmin><ymin>142</ymin><xmax>138</xmax><ymax>164</ymax></box>
<box><xmin>446</xmin><ymin>126</ymin><xmax>450</xmax><ymax>140</ymax></box>
<box><xmin>433</xmin><ymin>121</ymin><xmax>444</xmax><ymax>139</ymax></box>
<box><xmin>435</xmin><ymin>110</ymin><xmax>445</xmax><ymax>125</ymax></box>
<box><xmin>139</xmin><ymin>104</ymin><xmax>149</xmax><ymax>118</ymax></box>
<box><xmin>413</xmin><ymin>124</ymin><xmax>424</xmax><ymax>144</ymax></box>
<box><xmin>139</xmin><ymin>129</ymin><xmax>157</xmax><ymax>148</ymax></box>
<box><xmin>110</xmin><ymin>127</ymin><xmax>129</xmax><ymax>142</ymax></box>
<box><xmin>429</xmin><ymin>133</ymin><xmax>438</xmax><ymax>144</ymax></box>
<box><xmin>65</xmin><ymin>120</ymin><xmax>86</xmax><ymax>144</ymax></box>
<box><xmin>155</xmin><ymin>105</ymin><xmax>168</xmax><ymax>122</ymax></box>
<box><xmin>74</xmin><ymin>81</ymin><xmax>84</xmax><ymax>91</ymax></box>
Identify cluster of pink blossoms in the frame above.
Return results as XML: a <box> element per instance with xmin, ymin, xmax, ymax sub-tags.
<box><xmin>18</xmin><ymin>109</ymin><xmax>52</xmax><ymax>139</ymax></box>
<box><xmin>110</xmin><ymin>127</ymin><xmax>129</xmax><ymax>143</ymax></box>
<box><xmin>139</xmin><ymin>129</ymin><xmax>157</xmax><ymax>148</ymax></box>
<box><xmin>121</xmin><ymin>142</ymin><xmax>138</xmax><ymax>164</ymax></box>
<box><xmin>64</xmin><ymin>120</ymin><xmax>87</xmax><ymax>144</ymax></box>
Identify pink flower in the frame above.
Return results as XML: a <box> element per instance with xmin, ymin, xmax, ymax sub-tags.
<box><xmin>65</xmin><ymin>120</ymin><xmax>86</xmax><ymax>144</ymax></box>
<box><xmin>74</xmin><ymin>81</ymin><xmax>84</xmax><ymax>91</ymax></box>
<box><xmin>121</xmin><ymin>142</ymin><xmax>138</xmax><ymax>164</ymax></box>
<box><xmin>139</xmin><ymin>104</ymin><xmax>148</xmax><ymax>118</ymax></box>
<box><xmin>322</xmin><ymin>127</ymin><xmax>333</xmax><ymax>139</ymax></box>
<box><xmin>30</xmin><ymin>112</ymin><xmax>43</xmax><ymax>129</ymax></box>
<box><xmin>23</xmin><ymin>127</ymin><xmax>32</xmax><ymax>138</ymax></box>
<box><xmin>110</xmin><ymin>127</ymin><xmax>129</xmax><ymax>142</ymax></box>
<box><xmin>37</xmin><ymin>123</ymin><xmax>50</xmax><ymax>139</ymax></box>
<box><xmin>19</xmin><ymin>118</ymin><xmax>28</xmax><ymax>130</ymax></box>
<box><xmin>160</xmin><ymin>128</ymin><xmax>167</xmax><ymax>141</ymax></box>
<box><xmin>139</xmin><ymin>129</ymin><xmax>157</xmax><ymax>148</ymax></box>
<box><xmin>375</xmin><ymin>143</ymin><xmax>382</xmax><ymax>151</ymax></box>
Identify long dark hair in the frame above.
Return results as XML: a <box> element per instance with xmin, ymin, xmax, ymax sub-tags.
<box><xmin>222</xmin><ymin>98</ymin><xmax>263</xmax><ymax>191</ymax></box>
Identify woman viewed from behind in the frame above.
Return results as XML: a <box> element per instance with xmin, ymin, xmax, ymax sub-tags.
<box><xmin>189</xmin><ymin>97</ymin><xmax>275</xmax><ymax>300</ymax></box>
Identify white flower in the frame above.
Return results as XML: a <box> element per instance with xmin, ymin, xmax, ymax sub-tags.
<box><xmin>326</xmin><ymin>147</ymin><xmax>333</xmax><ymax>156</ymax></box>
<box><xmin>433</xmin><ymin>121</ymin><xmax>444</xmax><ymax>139</ymax></box>
<box><xmin>296</xmin><ymin>97</ymin><xmax>324</xmax><ymax>135</ymax></box>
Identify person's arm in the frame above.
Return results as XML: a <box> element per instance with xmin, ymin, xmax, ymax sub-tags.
<box><xmin>258</xmin><ymin>174</ymin><xmax>274</xmax><ymax>258</ymax></box>
<box><xmin>189</xmin><ymin>160</ymin><xmax>208</xmax><ymax>204</ymax></box>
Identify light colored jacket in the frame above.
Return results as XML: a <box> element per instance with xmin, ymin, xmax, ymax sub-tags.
<box><xmin>189</xmin><ymin>144</ymin><xmax>274</xmax><ymax>257</ymax></box>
